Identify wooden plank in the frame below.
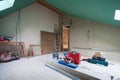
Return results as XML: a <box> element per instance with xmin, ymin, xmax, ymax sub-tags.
<box><xmin>0</xmin><ymin>41</ymin><xmax>27</xmax><ymax>57</ymax></box>
<box><xmin>46</xmin><ymin>62</ymin><xmax>100</xmax><ymax>80</ymax></box>
<box><xmin>41</xmin><ymin>31</ymin><xmax>55</xmax><ymax>54</ymax></box>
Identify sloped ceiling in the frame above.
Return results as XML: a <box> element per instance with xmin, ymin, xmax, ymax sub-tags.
<box><xmin>45</xmin><ymin>0</ymin><xmax>120</xmax><ymax>27</ymax></box>
<box><xmin>0</xmin><ymin>0</ymin><xmax>120</xmax><ymax>27</ymax></box>
<box><xmin>0</xmin><ymin>0</ymin><xmax>36</xmax><ymax>18</ymax></box>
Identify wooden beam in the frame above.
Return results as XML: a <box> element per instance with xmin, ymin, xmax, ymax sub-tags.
<box><xmin>37</xmin><ymin>0</ymin><xmax>64</xmax><ymax>14</ymax></box>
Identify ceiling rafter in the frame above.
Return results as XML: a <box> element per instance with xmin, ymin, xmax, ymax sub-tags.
<box><xmin>37</xmin><ymin>0</ymin><xmax>64</xmax><ymax>15</ymax></box>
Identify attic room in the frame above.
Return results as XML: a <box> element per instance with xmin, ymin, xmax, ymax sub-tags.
<box><xmin>0</xmin><ymin>0</ymin><xmax>120</xmax><ymax>80</ymax></box>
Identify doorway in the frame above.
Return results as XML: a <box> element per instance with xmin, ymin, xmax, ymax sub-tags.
<box><xmin>62</xmin><ymin>26</ymin><xmax>70</xmax><ymax>51</ymax></box>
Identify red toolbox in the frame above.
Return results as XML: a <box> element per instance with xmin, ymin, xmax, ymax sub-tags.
<box><xmin>68</xmin><ymin>51</ymin><xmax>81</xmax><ymax>64</ymax></box>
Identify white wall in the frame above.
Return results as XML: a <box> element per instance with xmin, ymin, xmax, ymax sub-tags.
<box><xmin>69</xmin><ymin>16</ymin><xmax>120</xmax><ymax>51</ymax></box>
<box><xmin>0</xmin><ymin>3</ymin><xmax>59</xmax><ymax>53</ymax></box>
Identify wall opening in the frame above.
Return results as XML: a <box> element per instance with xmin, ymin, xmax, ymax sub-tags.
<box><xmin>62</xmin><ymin>26</ymin><xmax>70</xmax><ymax>51</ymax></box>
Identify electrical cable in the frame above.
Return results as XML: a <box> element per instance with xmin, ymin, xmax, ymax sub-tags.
<box><xmin>15</xmin><ymin>9</ymin><xmax>22</xmax><ymax>57</ymax></box>
<box><xmin>87</xmin><ymin>30</ymin><xmax>90</xmax><ymax>48</ymax></box>
<box><xmin>16</xmin><ymin>10</ymin><xmax>22</xmax><ymax>42</ymax></box>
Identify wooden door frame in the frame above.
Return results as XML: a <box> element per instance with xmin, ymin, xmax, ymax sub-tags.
<box><xmin>61</xmin><ymin>26</ymin><xmax>70</xmax><ymax>51</ymax></box>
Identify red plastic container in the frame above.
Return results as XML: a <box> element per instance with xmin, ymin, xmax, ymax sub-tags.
<box><xmin>68</xmin><ymin>52</ymin><xmax>81</xmax><ymax>64</ymax></box>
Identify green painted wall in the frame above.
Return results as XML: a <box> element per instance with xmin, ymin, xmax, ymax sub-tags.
<box><xmin>45</xmin><ymin>0</ymin><xmax>120</xmax><ymax>27</ymax></box>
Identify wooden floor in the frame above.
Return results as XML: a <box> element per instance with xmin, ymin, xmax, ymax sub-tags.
<box><xmin>0</xmin><ymin>53</ymin><xmax>72</xmax><ymax>80</ymax></box>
